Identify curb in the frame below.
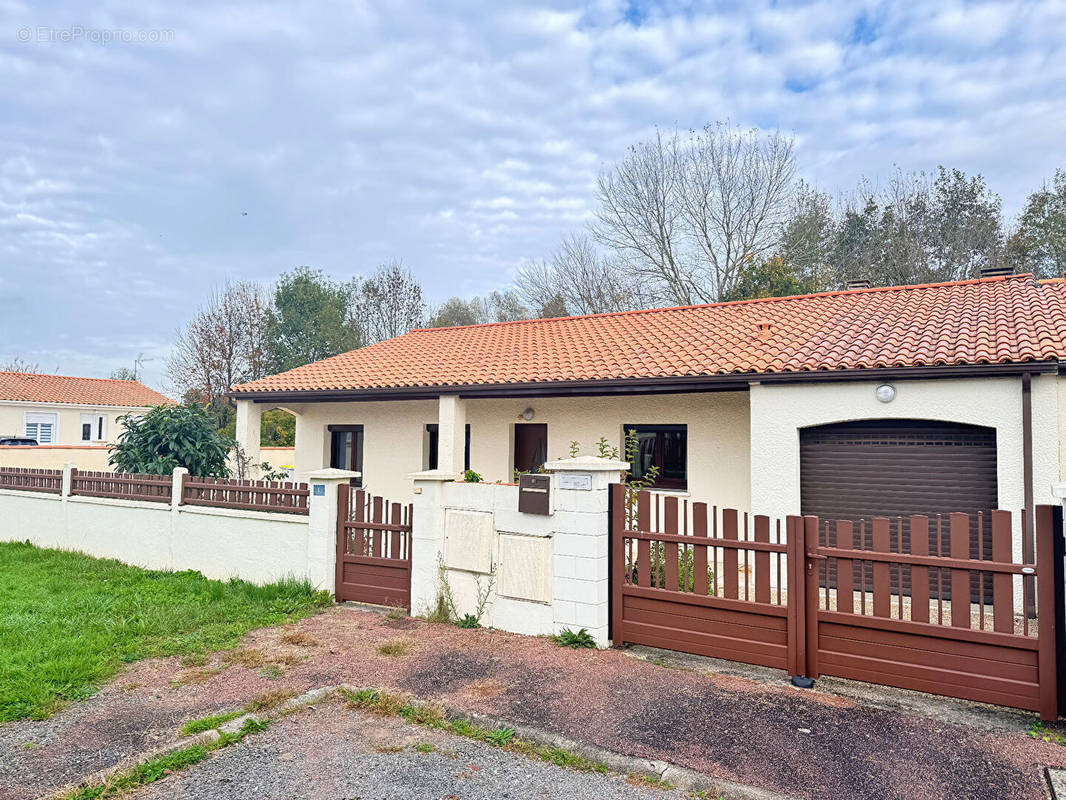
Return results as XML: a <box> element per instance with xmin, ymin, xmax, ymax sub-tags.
<box><xmin>38</xmin><ymin>683</ymin><xmax>792</xmax><ymax>800</ymax></box>
<box><xmin>34</xmin><ymin>686</ymin><xmax>334</xmax><ymax>800</ymax></box>
<box><xmin>335</xmin><ymin>684</ymin><xmax>798</xmax><ymax>800</ymax></box>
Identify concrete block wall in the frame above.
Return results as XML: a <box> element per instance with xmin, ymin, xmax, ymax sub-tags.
<box><xmin>410</xmin><ymin>456</ymin><xmax>626</xmax><ymax>647</ymax></box>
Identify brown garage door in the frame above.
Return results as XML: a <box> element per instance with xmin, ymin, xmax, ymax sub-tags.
<box><xmin>800</xmin><ymin>419</ymin><xmax>998</xmax><ymax>599</ymax></box>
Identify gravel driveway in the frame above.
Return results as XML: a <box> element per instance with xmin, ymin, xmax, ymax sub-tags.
<box><xmin>137</xmin><ymin>702</ymin><xmax>679</xmax><ymax>800</ymax></box>
<box><xmin>4</xmin><ymin>605</ymin><xmax>1065</xmax><ymax>800</ymax></box>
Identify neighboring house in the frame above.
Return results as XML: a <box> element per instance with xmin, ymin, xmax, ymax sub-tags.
<box><xmin>0</xmin><ymin>372</ymin><xmax>171</xmax><ymax>446</ymax></box>
<box><xmin>231</xmin><ymin>273</ymin><xmax>1066</xmax><ymax>562</ymax></box>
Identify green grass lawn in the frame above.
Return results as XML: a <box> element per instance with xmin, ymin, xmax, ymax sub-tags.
<box><xmin>0</xmin><ymin>541</ymin><xmax>332</xmax><ymax>722</ymax></box>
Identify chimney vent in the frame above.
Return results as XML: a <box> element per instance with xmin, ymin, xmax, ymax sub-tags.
<box><xmin>846</xmin><ymin>277</ymin><xmax>871</xmax><ymax>290</ymax></box>
<box><xmin>980</xmin><ymin>265</ymin><xmax>1014</xmax><ymax>278</ymax></box>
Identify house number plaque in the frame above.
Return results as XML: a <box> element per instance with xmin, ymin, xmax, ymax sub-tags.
<box><xmin>558</xmin><ymin>473</ymin><xmax>592</xmax><ymax>491</ymax></box>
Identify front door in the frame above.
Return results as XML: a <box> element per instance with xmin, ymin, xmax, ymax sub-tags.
<box><xmin>513</xmin><ymin>423</ymin><xmax>547</xmax><ymax>475</ymax></box>
<box><xmin>329</xmin><ymin>425</ymin><xmax>363</xmax><ymax>486</ymax></box>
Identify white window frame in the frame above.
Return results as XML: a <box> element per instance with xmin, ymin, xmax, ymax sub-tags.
<box><xmin>79</xmin><ymin>413</ymin><xmax>107</xmax><ymax>442</ymax></box>
<box><xmin>24</xmin><ymin>412</ymin><xmax>58</xmax><ymax>445</ymax></box>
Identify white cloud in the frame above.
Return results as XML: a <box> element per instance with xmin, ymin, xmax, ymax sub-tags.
<box><xmin>0</xmin><ymin>0</ymin><xmax>1063</xmax><ymax>386</ymax></box>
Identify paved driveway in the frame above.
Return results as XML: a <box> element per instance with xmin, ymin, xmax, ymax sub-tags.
<box><xmin>3</xmin><ymin>605</ymin><xmax>1064</xmax><ymax>800</ymax></box>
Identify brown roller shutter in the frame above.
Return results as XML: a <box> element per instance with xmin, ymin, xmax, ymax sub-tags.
<box><xmin>800</xmin><ymin>419</ymin><xmax>998</xmax><ymax>601</ymax></box>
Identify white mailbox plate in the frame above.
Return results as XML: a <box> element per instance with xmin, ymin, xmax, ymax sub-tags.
<box><xmin>558</xmin><ymin>473</ymin><xmax>592</xmax><ymax>491</ymax></box>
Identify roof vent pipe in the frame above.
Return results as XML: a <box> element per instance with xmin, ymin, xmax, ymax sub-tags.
<box><xmin>846</xmin><ymin>277</ymin><xmax>871</xmax><ymax>290</ymax></box>
<box><xmin>980</xmin><ymin>264</ymin><xmax>1014</xmax><ymax>278</ymax></box>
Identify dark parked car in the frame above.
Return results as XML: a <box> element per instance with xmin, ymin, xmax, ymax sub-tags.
<box><xmin>0</xmin><ymin>436</ymin><xmax>38</xmax><ymax>446</ymax></box>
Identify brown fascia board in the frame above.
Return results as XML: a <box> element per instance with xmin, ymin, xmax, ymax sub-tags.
<box><xmin>227</xmin><ymin>360</ymin><xmax>1061</xmax><ymax>404</ymax></box>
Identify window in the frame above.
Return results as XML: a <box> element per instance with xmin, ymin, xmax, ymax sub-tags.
<box><xmin>80</xmin><ymin>414</ymin><xmax>107</xmax><ymax>442</ymax></box>
<box><xmin>328</xmin><ymin>425</ymin><xmax>363</xmax><ymax>487</ymax></box>
<box><xmin>24</xmin><ymin>412</ymin><xmax>57</xmax><ymax>445</ymax></box>
<box><xmin>425</xmin><ymin>424</ymin><xmax>470</xmax><ymax>471</ymax></box>
<box><xmin>625</xmin><ymin>424</ymin><xmax>687</xmax><ymax>490</ymax></box>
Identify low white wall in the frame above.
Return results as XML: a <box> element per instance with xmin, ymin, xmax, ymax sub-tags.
<box><xmin>0</xmin><ymin>477</ymin><xmax>334</xmax><ymax>589</ymax></box>
<box><xmin>410</xmin><ymin>457</ymin><xmax>624</xmax><ymax>646</ymax></box>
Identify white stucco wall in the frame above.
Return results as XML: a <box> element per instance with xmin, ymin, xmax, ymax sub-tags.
<box><xmin>749</xmin><ymin>374</ymin><xmax>1060</xmax><ymax>562</ymax></box>
<box><xmin>279</xmin><ymin>391</ymin><xmax>750</xmax><ymax>507</ymax></box>
<box><xmin>0</xmin><ymin>486</ymin><xmax>333</xmax><ymax>589</ymax></box>
<box><xmin>0</xmin><ymin>402</ymin><xmax>144</xmax><ymax>446</ymax></box>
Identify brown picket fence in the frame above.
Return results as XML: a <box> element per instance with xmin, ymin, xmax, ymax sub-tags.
<box><xmin>70</xmin><ymin>469</ymin><xmax>172</xmax><ymax>502</ymax></box>
<box><xmin>0</xmin><ymin>467</ymin><xmax>63</xmax><ymax>494</ymax></box>
<box><xmin>181</xmin><ymin>475</ymin><xmax>310</xmax><ymax>514</ymax></box>
<box><xmin>611</xmin><ymin>486</ymin><xmax>1061</xmax><ymax>719</ymax></box>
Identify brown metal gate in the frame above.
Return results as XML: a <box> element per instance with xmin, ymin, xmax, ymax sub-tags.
<box><xmin>336</xmin><ymin>486</ymin><xmax>413</xmax><ymax>608</ymax></box>
<box><xmin>610</xmin><ymin>485</ymin><xmax>1061</xmax><ymax>719</ymax></box>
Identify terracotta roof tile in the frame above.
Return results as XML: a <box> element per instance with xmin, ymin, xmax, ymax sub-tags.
<box><xmin>0</xmin><ymin>372</ymin><xmax>172</xmax><ymax>406</ymax></box>
<box><xmin>233</xmin><ymin>274</ymin><xmax>1066</xmax><ymax>395</ymax></box>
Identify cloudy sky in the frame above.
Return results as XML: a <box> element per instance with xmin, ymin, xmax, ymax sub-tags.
<box><xmin>2</xmin><ymin>1</ymin><xmax>1065</xmax><ymax>389</ymax></box>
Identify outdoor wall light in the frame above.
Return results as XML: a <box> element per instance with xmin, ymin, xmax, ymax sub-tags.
<box><xmin>875</xmin><ymin>383</ymin><xmax>896</xmax><ymax>403</ymax></box>
<box><xmin>521</xmin><ymin>407</ymin><xmax>536</xmax><ymax>421</ymax></box>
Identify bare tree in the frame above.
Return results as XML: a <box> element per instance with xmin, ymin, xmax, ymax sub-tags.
<box><xmin>517</xmin><ymin>234</ymin><xmax>649</xmax><ymax>315</ymax></box>
<box><xmin>592</xmin><ymin>121</ymin><xmax>797</xmax><ymax>303</ymax></box>
<box><xmin>1</xmin><ymin>356</ymin><xmax>39</xmax><ymax>373</ymax></box>
<box><xmin>679</xmin><ymin>122</ymin><xmax>796</xmax><ymax>300</ymax></box>
<box><xmin>166</xmin><ymin>281</ymin><xmax>270</xmax><ymax>421</ymax></box>
<box><xmin>352</xmin><ymin>260</ymin><xmax>426</xmax><ymax>343</ymax></box>
<box><xmin>593</xmin><ymin>130</ymin><xmax>691</xmax><ymax>304</ymax></box>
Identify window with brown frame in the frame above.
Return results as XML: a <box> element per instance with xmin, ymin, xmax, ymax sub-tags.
<box><xmin>625</xmin><ymin>424</ymin><xmax>687</xmax><ymax>490</ymax></box>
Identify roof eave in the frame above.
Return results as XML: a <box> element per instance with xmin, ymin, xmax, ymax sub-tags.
<box><xmin>227</xmin><ymin>360</ymin><xmax>1061</xmax><ymax>404</ymax></box>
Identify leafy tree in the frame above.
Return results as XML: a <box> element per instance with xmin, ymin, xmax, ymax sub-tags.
<box><xmin>218</xmin><ymin>407</ymin><xmax>295</xmax><ymax>447</ymax></box>
<box><xmin>428</xmin><ymin>290</ymin><xmax>529</xmax><ymax>328</ymax></box>
<box><xmin>267</xmin><ymin>267</ymin><xmax>359</xmax><ymax>373</ymax></box>
<box><xmin>721</xmin><ymin>256</ymin><xmax>817</xmax><ymax>301</ymax></box>
<box><xmin>109</xmin><ymin>404</ymin><xmax>232</xmax><ymax>477</ymax></box>
<box><xmin>1008</xmin><ymin>169</ymin><xmax>1066</xmax><ymax>278</ymax></box>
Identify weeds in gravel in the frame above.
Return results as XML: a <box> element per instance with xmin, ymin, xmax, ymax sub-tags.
<box><xmin>0</xmin><ymin>541</ymin><xmax>331</xmax><ymax>722</ymax></box>
<box><xmin>280</xmin><ymin>630</ymin><xmax>319</xmax><ymax>647</ymax></box>
<box><xmin>377</xmin><ymin>640</ymin><xmax>412</xmax><ymax>657</ymax></box>
<box><xmin>1028</xmin><ymin>721</ymin><xmax>1066</xmax><ymax>745</ymax></box>
<box><xmin>245</xmin><ymin>688</ymin><xmax>298</xmax><ymax>712</ymax></box>
<box><xmin>180</xmin><ymin>710</ymin><xmax>245</xmax><ymax>736</ymax></box>
<box><xmin>626</xmin><ymin>772</ymin><xmax>675</xmax><ymax>790</ymax></box>
<box><xmin>223</xmin><ymin>648</ymin><xmax>268</xmax><ymax>668</ymax></box>
<box><xmin>414</xmin><ymin>742</ymin><xmax>437</xmax><ymax>753</ymax></box>
<box><xmin>551</xmin><ymin>628</ymin><xmax>597</xmax><ymax>648</ymax></box>
<box><xmin>338</xmin><ymin>688</ymin><xmax>607</xmax><ymax>774</ymax></box>
<box><xmin>258</xmin><ymin>664</ymin><xmax>284</xmax><ymax>680</ymax></box>
<box><xmin>64</xmin><ymin>718</ymin><xmax>271</xmax><ymax>800</ymax></box>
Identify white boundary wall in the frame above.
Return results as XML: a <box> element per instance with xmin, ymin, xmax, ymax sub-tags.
<box><xmin>410</xmin><ymin>456</ymin><xmax>626</xmax><ymax>647</ymax></box>
<box><xmin>0</xmin><ymin>466</ymin><xmax>340</xmax><ymax>589</ymax></box>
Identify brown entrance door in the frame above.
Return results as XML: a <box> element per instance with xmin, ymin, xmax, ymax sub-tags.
<box><xmin>514</xmin><ymin>423</ymin><xmax>547</xmax><ymax>474</ymax></box>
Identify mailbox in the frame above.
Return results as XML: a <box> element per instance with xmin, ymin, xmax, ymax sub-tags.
<box><xmin>518</xmin><ymin>473</ymin><xmax>551</xmax><ymax>515</ymax></box>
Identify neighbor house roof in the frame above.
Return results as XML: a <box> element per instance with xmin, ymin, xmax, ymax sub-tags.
<box><xmin>0</xmin><ymin>372</ymin><xmax>172</xmax><ymax>407</ymax></box>
<box><xmin>232</xmin><ymin>274</ymin><xmax>1066</xmax><ymax>396</ymax></box>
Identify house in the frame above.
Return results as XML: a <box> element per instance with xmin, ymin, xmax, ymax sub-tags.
<box><xmin>231</xmin><ymin>273</ymin><xmax>1066</xmax><ymax>564</ymax></box>
<box><xmin>0</xmin><ymin>371</ymin><xmax>171</xmax><ymax>447</ymax></box>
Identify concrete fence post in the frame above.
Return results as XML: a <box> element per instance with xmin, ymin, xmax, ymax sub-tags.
<box><xmin>408</xmin><ymin>469</ymin><xmax>460</xmax><ymax>616</ymax></box>
<box><xmin>306</xmin><ymin>468</ymin><xmax>361</xmax><ymax>595</ymax></box>
<box><xmin>544</xmin><ymin>456</ymin><xmax>629</xmax><ymax>648</ymax></box>
<box><xmin>61</xmin><ymin>462</ymin><xmax>74</xmax><ymax>498</ymax></box>
<box><xmin>171</xmin><ymin>467</ymin><xmax>188</xmax><ymax>512</ymax></box>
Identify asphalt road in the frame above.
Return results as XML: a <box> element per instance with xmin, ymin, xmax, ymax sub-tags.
<box><xmin>135</xmin><ymin>703</ymin><xmax>681</xmax><ymax>800</ymax></box>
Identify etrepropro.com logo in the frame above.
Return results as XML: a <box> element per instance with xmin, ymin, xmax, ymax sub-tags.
<box><xmin>16</xmin><ymin>26</ymin><xmax>175</xmax><ymax>44</ymax></box>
